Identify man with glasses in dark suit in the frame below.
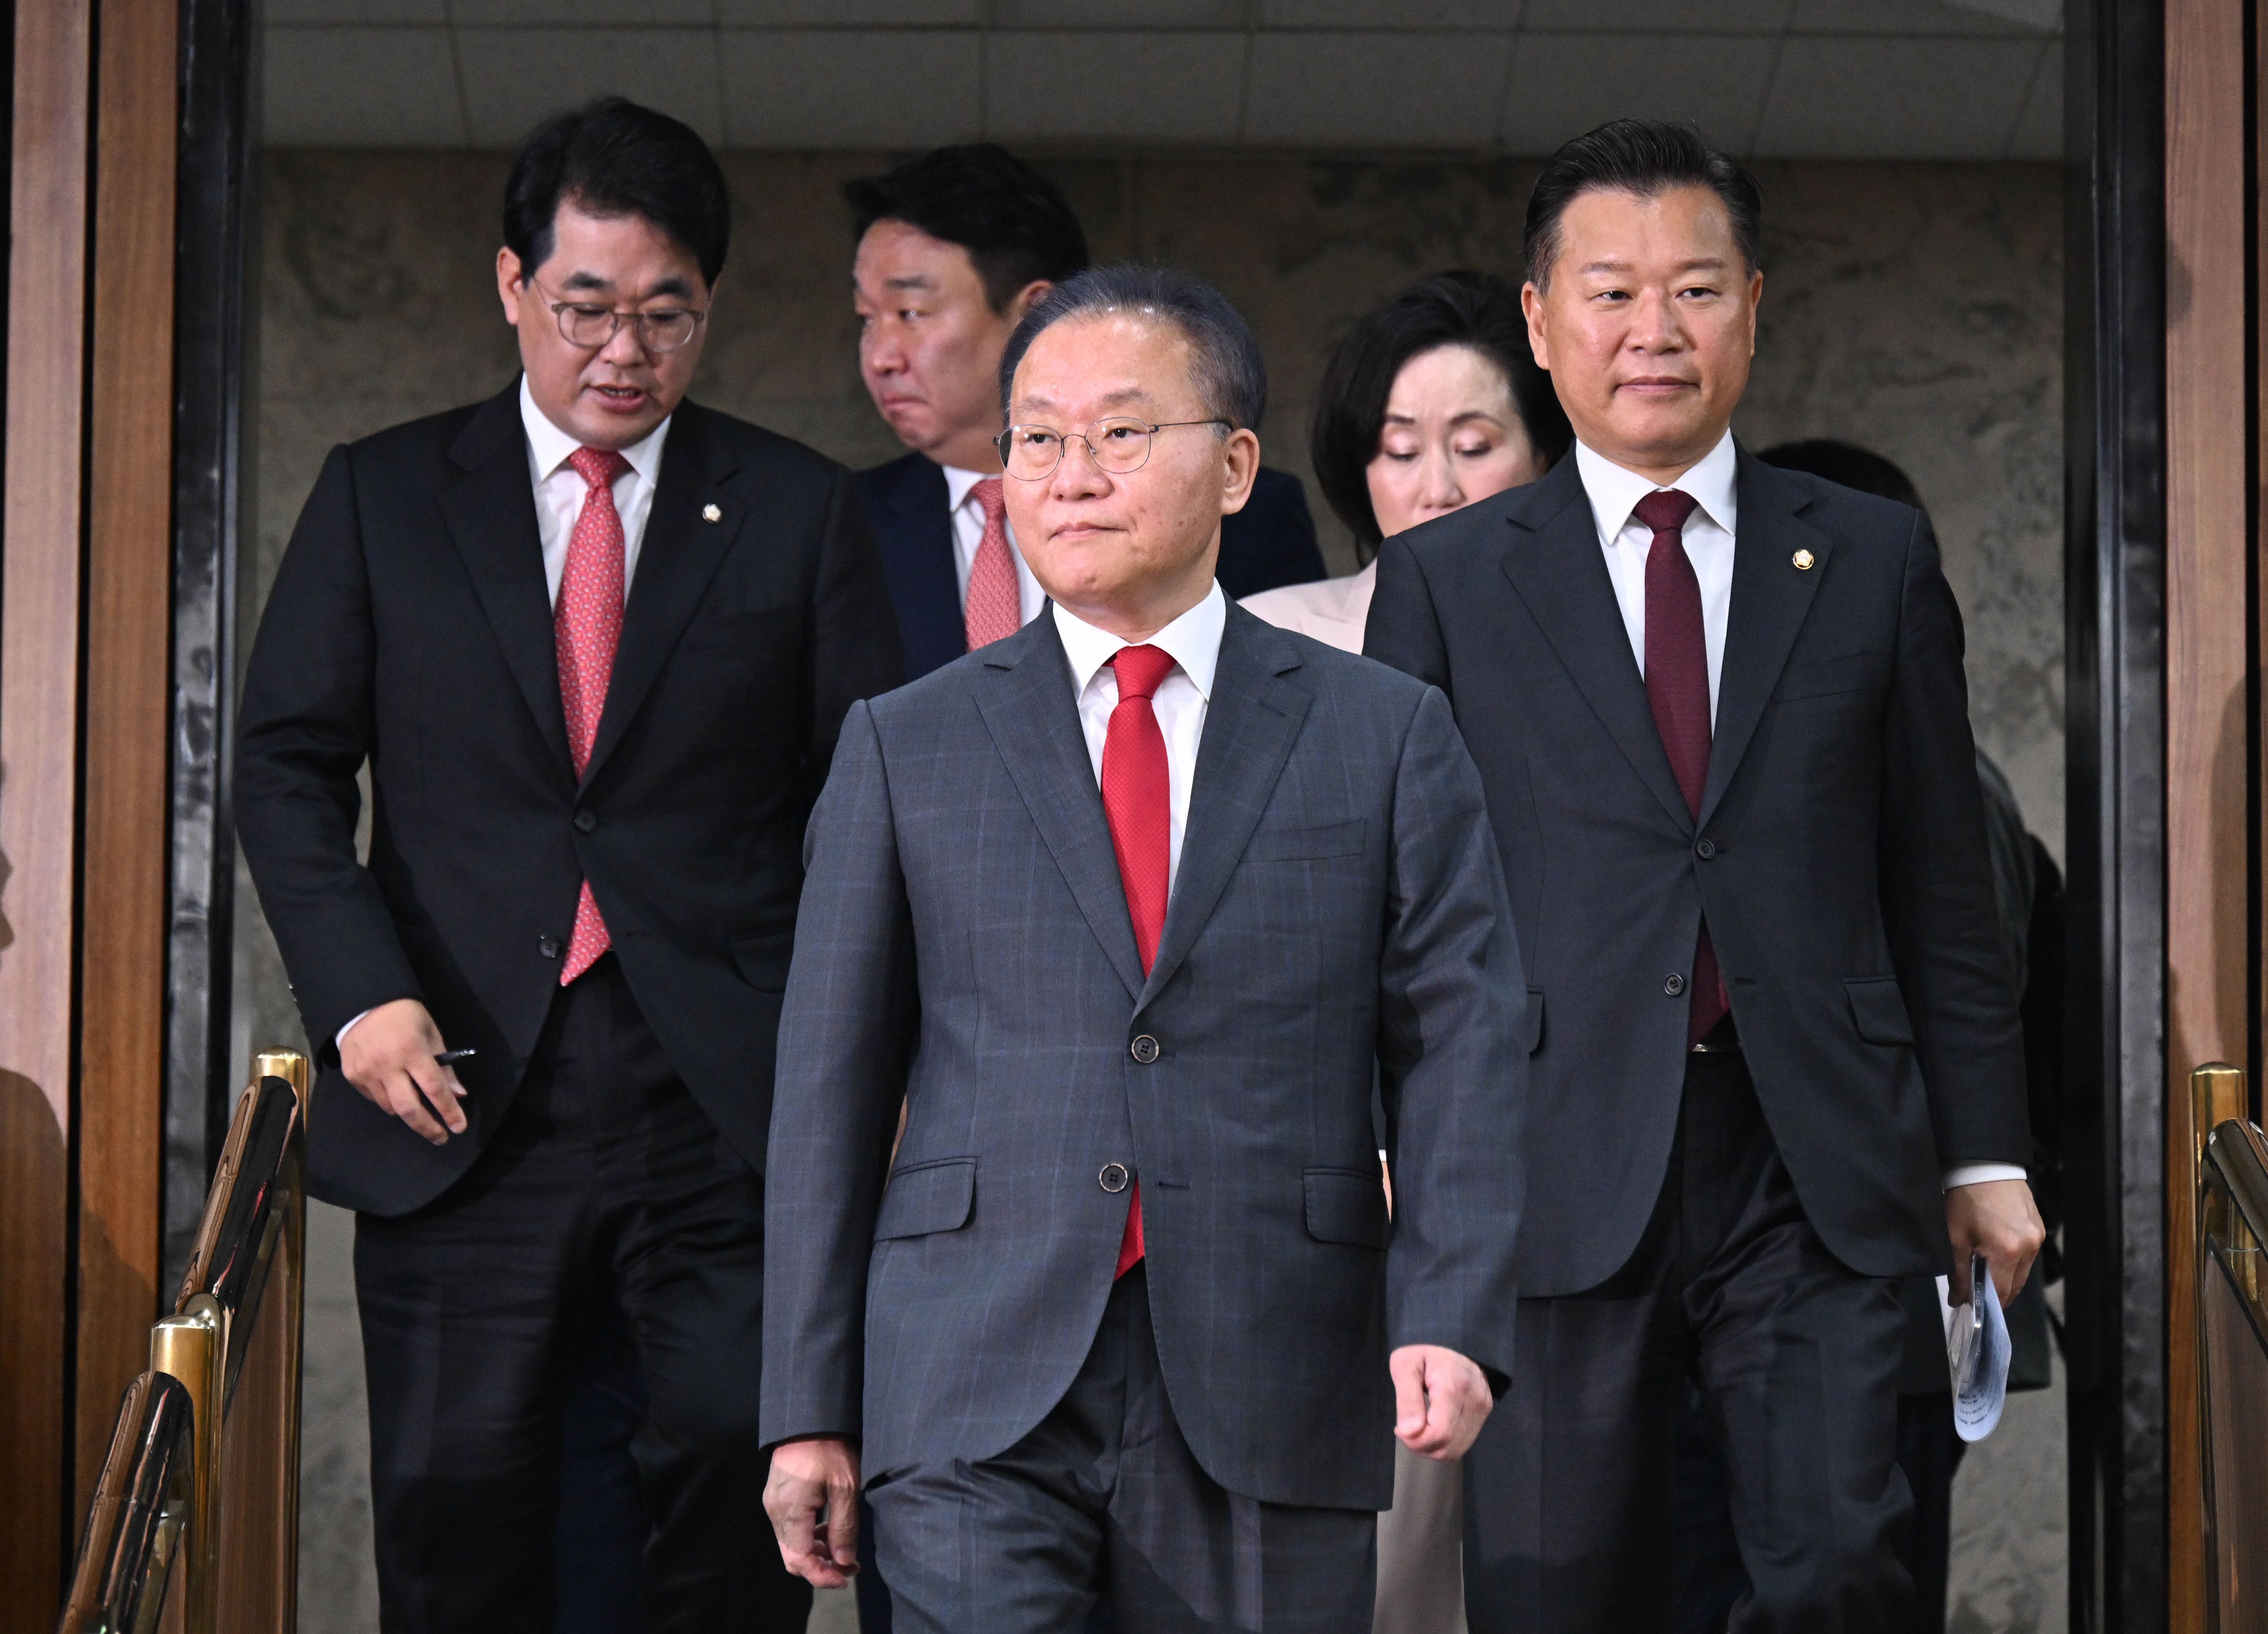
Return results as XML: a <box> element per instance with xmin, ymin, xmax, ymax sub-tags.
<box><xmin>236</xmin><ymin>97</ymin><xmax>900</xmax><ymax>1632</ymax></box>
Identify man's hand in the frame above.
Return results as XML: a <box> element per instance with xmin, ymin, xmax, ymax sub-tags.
<box><xmin>1390</xmin><ymin>1344</ymin><xmax>1493</xmax><ymax>1462</ymax></box>
<box><xmin>1944</xmin><ymin>1177</ymin><xmax>2046</xmax><ymax>1308</ymax></box>
<box><xmin>765</xmin><ymin>1436</ymin><xmax>862</xmax><ymax>1587</ymax></box>
<box><xmin>338</xmin><ymin>998</ymin><xmax>466</xmax><ymax>1145</ymax></box>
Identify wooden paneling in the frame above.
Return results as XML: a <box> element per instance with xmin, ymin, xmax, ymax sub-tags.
<box><xmin>0</xmin><ymin>0</ymin><xmax>94</xmax><ymax>1614</ymax></box>
<box><xmin>77</xmin><ymin>0</ymin><xmax>181</xmax><ymax>1513</ymax></box>
<box><xmin>2164</xmin><ymin>0</ymin><xmax>2252</xmax><ymax>1620</ymax></box>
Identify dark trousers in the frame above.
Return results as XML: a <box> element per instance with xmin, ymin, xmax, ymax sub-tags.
<box><xmin>354</xmin><ymin>956</ymin><xmax>810</xmax><ymax>1634</ymax></box>
<box><xmin>1672</xmin><ymin>1390</ymin><xmax>1967</xmax><ymax>1634</ymax></box>
<box><xmin>1461</xmin><ymin>1052</ymin><xmax>1911</xmax><ymax>1632</ymax></box>
<box><xmin>869</xmin><ymin>1263</ymin><xmax>1378</xmax><ymax>1633</ymax></box>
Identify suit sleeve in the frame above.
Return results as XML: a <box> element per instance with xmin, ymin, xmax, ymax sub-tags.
<box><xmin>1879</xmin><ymin>513</ymin><xmax>2029</xmax><ymax>1170</ymax></box>
<box><xmin>803</xmin><ymin>467</ymin><xmax>907</xmax><ymax>802</ymax></box>
<box><xmin>1375</xmin><ymin>685</ymin><xmax>1526</xmax><ymax>1387</ymax></box>
<box><xmin>761</xmin><ymin>700</ymin><xmax>918</xmax><ymax>1448</ymax></box>
<box><xmin>1363</xmin><ymin>532</ymin><xmax>1454</xmax><ymax>698</ymax></box>
<box><xmin>234</xmin><ymin>445</ymin><xmax>423</xmax><ymax>1048</ymax></box>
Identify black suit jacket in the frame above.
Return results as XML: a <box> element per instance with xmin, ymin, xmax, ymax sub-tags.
<box><xmin>1365</xmin><ymin>449</ymin><xmax>2027</xmax><ymax>1296</ymax></box>
<box><xmin>858</xmin><ymin>452</ymin><xmax>1327</xmax><ymax>681</ymax></box>
<box><xmin>236</xmin><ymin>384</ymin><xmax>904</xmax><ymax>1215</ymax></box>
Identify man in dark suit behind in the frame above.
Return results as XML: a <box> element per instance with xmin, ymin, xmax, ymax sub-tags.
<box><xmin>761</xmin><ymin>265</ymin><xmax>1526</xmax><ymax>1632</ymax></box>
<box><xmin>848</xmin><ymin>145</ymin><xmax>1326</xmax><ymax>682</ymax></box>
<box><xmin>1364</xmin><ymin>121</ymin><xmax>2045</xmax><ymax>1631</ymax></box>
<box><xmin>235</xmin><ymin>98</ymin><xmax>901</xmax><ymax>1632</ymax></box>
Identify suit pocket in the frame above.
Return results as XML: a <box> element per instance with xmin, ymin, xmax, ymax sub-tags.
<box><xmin>874</xmin><ymin>1157</ymin><xmax>976</xmax><ymax>1240</ymax></box>
<box><xmin>731</xmin><ymin>928</ymin><xmax>796</xmax><ymax>992</ymax></box>
<box><xmin>1304</xmin><ymin>1167</ymin><xmax>1390</xmax><ymax>1249</ymax></box>
<box><xmin>1522</xmin><ymin>987</ymin><xmax>1545</xmax><ymax>1054</ymax></box>
<box><xmin>1251</xmin><ymin>818</ymin><xmax>1366</xmax><ymax>862</ymax></box>
<box><xmin>1775</xmin><ymin>649</ymin><xmax>1876</xmax><ymax>702</ymax></box>
<box><xmin>1845</xmin><ymin>976</ymin><xmax>1915</xmax><ymax>1046</ymax></box>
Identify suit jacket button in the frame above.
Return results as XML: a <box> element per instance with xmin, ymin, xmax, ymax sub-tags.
<box><xmin>1129</xmin><ymin>1035</ymin><xmax>1160</xmax><ymax>1064</ymax></box>
<box><xmin>1694</xmin><ymin>838</ymin><xmax>1716</xmax><ymax>859</ymax></box>
<box><xmin>1665</xmin><ymin>973</ymin><xmax>1686</xmax><ymax>997</ymax></box>
<box><xmin>539</xmin><ymin>935</ymin><xmax>562</xmax><ymax>960</ymax></box>
<box><xmin>1099</xmin><ymin>1163</ymin><xmax>1129</xmax><ymax>1193</ymax></box>
<box><xmin>574</xmin><ymin>810</ymin><xmax>598</xmax><ymax>834</ymax></box>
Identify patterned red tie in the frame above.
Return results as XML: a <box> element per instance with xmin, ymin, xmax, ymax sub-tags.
<box><xmin>964</xmin><ymin>476</ymin><xmax>1021</xmax><ymax>649</ymax></box>
<box><xmin>1101</xmin><ymin>644</ymin><xmax>1176</xmax><ymax>1278</ymax></box>
<box><xmin>1634</xmin><ymin>488</ymin><xmax>1729</xmax><ymax>1045</ymax></box>
<box><xmin>556</xmin><ymin>446</ymin><xmax>631</xmax><ymax>985</ymax></box>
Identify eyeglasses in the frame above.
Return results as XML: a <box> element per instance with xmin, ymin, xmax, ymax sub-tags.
<box><xmin>534</xmin><ymin>278</ymin><xmax>708</xmax><ymax>354</ymax></box>
<box><xmin>994</xmin><ymin>417</ymin><xmax>1232</xmax><ymax>480</ymax></box>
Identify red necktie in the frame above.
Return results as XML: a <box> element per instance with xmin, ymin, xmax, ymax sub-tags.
<box><xmin>556</xmin><ymin>446</ymin><xmax>631</xmax><ymax>985</ymax></box>
<box><xmin>1101</xmin><ymin>644</ymin><xmax>1176</xmax><ymax>1277</ymax></box>
<box><xmin>1633</xmin><ymin>489</ymin><xmax>1729</xmax><ymax>1045</ymax></box>
<box><xmin>964</xmin><ymin>476</ymin><xmax>1021</xmax><ymax>649</ymax></box>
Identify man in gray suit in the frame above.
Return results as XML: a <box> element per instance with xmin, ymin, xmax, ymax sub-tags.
<box><xmin>760</xmin><ymin>265</ymin><xmax>1527</xmax><ymax>1631</ymax></box>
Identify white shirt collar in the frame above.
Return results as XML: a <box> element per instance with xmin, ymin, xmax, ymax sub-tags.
<box><xmin>1573</xmin><ymin>428</ymin><xmax>1739</xmax><ymax>544</ymax></box>
<box><xmin>1052</xmin><ymin>581</ymin><xmax>1226</xmax><ymax>704</ymax></box>
<box><xmin>941</xmin><ymin>463</ymin><xmax>1002</xmax><ymax>510</ymax></box>
<box><xmin>519</xmin><ymin>374</ymin><xmax>672</xmax><ymax>487</ymax></box>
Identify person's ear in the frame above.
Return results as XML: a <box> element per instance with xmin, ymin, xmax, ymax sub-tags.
<box><xmin>1219</xmin><ymin>427</ymin><xmax>1261</xmax><ymax>516</ymax></box>
<box><xmin>1745</xmin><ymin>267</ymin><xmax>1763</xmax><ymax>357</ymax></box>
<box><xmin>1521</xmin><ymin>281</ymin><xmax>1551</xmax><ymax>373</ymax></box>
<box><xmin>1008</xmin><ymin>279</ymin><xmax>1053</xmax><ymax>325</ymax></box>
<box><xmin>497</xmin><ymin>247</ymin><xmax>526</xmax><ymax>325</ymax></box>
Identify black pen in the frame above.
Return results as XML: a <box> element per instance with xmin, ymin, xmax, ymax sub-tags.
<box><xmin>434</xmin><ymin>1048</ymin><xmax>477</xmax><ymax>1066</ymax></box>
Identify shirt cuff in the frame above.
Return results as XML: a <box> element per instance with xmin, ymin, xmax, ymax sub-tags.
<box><xmin>1941</xmin><ymin>1162</ymin><xmax>2027</xmax><ymax>1192</ymax></box>
<box><xmin>335</xmin><ymin>1007</ymin><xmax>373</xmax><ymax>1053</ymax></box>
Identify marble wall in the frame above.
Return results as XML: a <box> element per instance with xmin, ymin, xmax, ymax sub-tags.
<box><xmin>244</xmin><ymin>149</ymin><xmax>2066</xmax><ymax>1632</ymax></box>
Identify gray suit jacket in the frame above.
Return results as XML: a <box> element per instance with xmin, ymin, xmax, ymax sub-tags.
<box><xmin>761</xmin><ymin>604</ymin><xmax>1526</xmax><ymax>1510</ymax></box>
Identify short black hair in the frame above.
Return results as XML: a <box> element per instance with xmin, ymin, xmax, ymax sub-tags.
<box><xmin>503</xmin><ymin>97</ymin><xmax>730</xmax><ymax>288</ymax></box>
<box><xmin>999</xmin><ymin>264</ymin><xmax>1266</xmax><ymax>433</ymax></box>
<box><xmin>1524</xmin><ymin>119</ymin><xmax>1762</xmax><ymax>292</ymax></box>
<box><xmin>1758</xmin><ymin>438</ymin><xmax>1926</xmax><ymax>516</ymax></box>
<box><xmin>846</xmin><ymin>145</ymin><xmax>1090</xmax><ymax>314</ymax></box>
<box><xmin>1309</xmin><ymin>271</ymin><xmax>1574</xmax><ymax>555</ymax></box>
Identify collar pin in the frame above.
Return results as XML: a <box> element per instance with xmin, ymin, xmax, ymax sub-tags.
<box><xmin>1792</xmin><ymin>548</ymin><xmax>1815</xmax><ymax>571</ymax></box>
<box><xmin>701</xmin><ymin>504</ymin><xmax>722</xmax><ymax>523</ymax></box>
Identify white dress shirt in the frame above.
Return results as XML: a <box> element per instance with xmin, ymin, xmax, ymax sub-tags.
<box><xmin>337</xmin><ymin>383</ymin><xmax>673</xmax><ymax>1054</ymax></box>
<box><xmin>944</xmin><ymin>463</ymin><xmax>1048</xmax><ymax>630</ymax></box>
<box><xmin>1052</xmin><ymin>582</ymin><xmax>1226</xmax><ymax>893</ymax></box>
<box><xmin>522</xmin><ymin>375</ymin><xmax>671</xmax><ymax>609</ymax></box>
<box><xmin>1570</xmin><ymin>433</ymin><xmax>2021</xmax><ymax>1194</ymax></box>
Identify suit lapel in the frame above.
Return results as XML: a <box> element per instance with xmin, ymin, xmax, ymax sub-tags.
<box><xmin>972</xmin><ymin>618</ymin><xmax>1148</xmax><ymax>1003</ymax></box>
<box><xmin>581</xmin><ymin>404</ymin><xmax>742</xmax><ymax>787</ymax></box>
<box><xmin>438</xmin><ymin>388</ymin><xmax>572</xmax><ymax>775</ymax></box>
<box><xmin>1698</xmin><ymin>453</ymin><xmax>1835</xmax><ymax>828</ymax></box>
<box><xmin>1497</xmin><ymin>461</ymin><xmax>1694</xmax><ymax>835</ymax></box>
<box><xmin>1140</xmin><ymin>608</ymin><xmax>1309</xmax><ymax>1009</ymax></box>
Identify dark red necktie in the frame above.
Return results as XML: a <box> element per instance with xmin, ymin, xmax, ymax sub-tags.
<box><xmin>1101</xmin><ymin>644</ymin><xmax>1175</xmax><ymax>1277</ymax></box>
<box><xmin>556</xmin><ymin>446</ymin><xmax>631</xmax><ymax>985</ymax></box>
<box><xmin>1634</xmin><ymin>489</ymin><xmax>1729</xmax><ymax>1045</ymax></box>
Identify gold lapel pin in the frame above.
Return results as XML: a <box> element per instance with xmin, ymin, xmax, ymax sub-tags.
<box><xmin>1792</xmin><ymin>548</ymin><xmax>1815</xmax><ymax>571</ymax></box>
<box><xmin>701</xmin><ymin>504</ymin><xmax>722</xmax><ymax>523</ymax></box>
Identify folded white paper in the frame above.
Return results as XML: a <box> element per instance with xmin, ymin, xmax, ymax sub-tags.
<box><xmin>1935</xmin><ymin>1252</ymin><xmax>2010</xmax><ymax>1442</ymax></box>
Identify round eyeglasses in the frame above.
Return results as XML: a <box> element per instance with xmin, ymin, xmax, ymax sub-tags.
<box><xmin>536</xmin><ymin>278</ymin><xmax>708</xmax><ymax>355</ymax></box>
<box><xmin>995</xmin><ymin>417</ymin><xmax>1232</xmax><ymax>480</ymax></box>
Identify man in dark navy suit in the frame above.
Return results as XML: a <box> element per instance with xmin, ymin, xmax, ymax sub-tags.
<box><xmin>847</xmin><ymin>145</ymin><xmax>1326</xmax><ymax>682</ymax></box>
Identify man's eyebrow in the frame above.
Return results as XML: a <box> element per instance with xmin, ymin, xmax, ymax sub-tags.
<box><xmin>1576</xmin><ymin>256</ymin><xmax>1729</xmax><ymax>275</ymax></box>
<box><xmin>883</xmin><ymin>274</ymin><xmax>936</xmax><ymax>292</ymax></box>
<box><xmin>557</xmin><ymin>269</ymin><xmax>613</xmax><ymax>291</ymax></box>
<box><xmin>642</xmin><ymin>275</ymin><xmax>695</xmax><ymax>301</ymax></box>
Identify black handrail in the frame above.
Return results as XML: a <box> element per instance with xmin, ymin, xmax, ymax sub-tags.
<box><xmin>176</xmin><ymin>1072</ymin><xmax>298</xmax><ymax>1407</ymax></box>
<box><xmin>2198</xmin><ymin>1117</ymin><xmax>2268</xmax><ymax>1629</ymax></box>
<box><xmin>57</xmin><ymin>1372</ymin><xmax>193</xmax><ymax>1634</ymax></box>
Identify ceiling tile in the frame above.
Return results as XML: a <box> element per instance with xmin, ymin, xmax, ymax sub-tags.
<box><xmin>453</xmin><ymin>28</ymin><xmax>725</xmax><ymax>147</ymax></box>
<box><xmin>723</xmin><ymin>29</ymin><xmax>981</xmax><ymax>147</ymax></box>
<box><xmin>984</xmin><ymin>32</ymin><xmax>1246</xmax><ymax>141</ymax></box>
<box><xmin>991</xmin><ymin>0</ymin><xmax>1245</xmax><ymax>26</ymax></box>
<box><xmin>1246</xmin><ymin>32</ymin><xmax>1513</xmax><ymax>146</ymax></box>
<box><xmin>263</xmin><ymin>26</ymin><xmax>463</xmax><ymax>144</ymax></box>
<box><xmin>1499</xmin><ymin>32</ymin><xmax>1775</xmax><ymax>154</ymax></box>
<box><xmin>2004</xmin><ymin>39</ymin><xmax>2061</xmax><ymax>157</ymax></box>
<box><xmin>719</xmin><ymin>0</ymin><xmax>978</xmax><ymax>18</ymax></box>
<box><xmin>263</xmin><ymin>0</ymin><xmax>443</xmax><ymax>21</ymax></box>
<box><xmin>1519</xmin><ymin>0</ymin><xmax>1795</xmax><ymax>32</ymax></box>
<box><xmin>1752</xmin><ymin>36</ymin><xmax>2043</xmax><ymax>156</ymax></box>
<box><xmin>451</xmin><ymin>0</ymin><xmax>709</xmax><ymax>21</ymax></box>
<box><xmin>1788</xmin><ymin>0</ymin><xmax>2054</xmax><ymax>33</ymax></box>
<box><xmin>1260</xmin><ymin>0</ymin><xmax>1519</xmax><ymax>24</ymax></box>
